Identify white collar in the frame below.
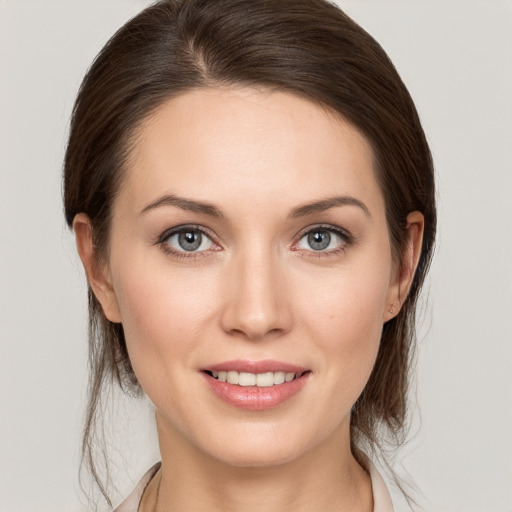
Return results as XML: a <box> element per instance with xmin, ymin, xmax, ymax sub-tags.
<box><xmin>367</xmin><ymin>459</ymin><xmax>395</xmax><ymax>512</ymax></box>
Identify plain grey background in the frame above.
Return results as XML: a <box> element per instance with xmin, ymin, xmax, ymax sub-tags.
<box><xmin>1</xmin><ymin>1</ymin><xmax>511</xmax><ymax>511</ymax></box>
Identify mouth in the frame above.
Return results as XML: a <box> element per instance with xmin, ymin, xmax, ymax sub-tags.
<box><xmin>201</xmin><ymin>361</ymin><xmax>311</xmax><ymax>410</ymax></box>
<box><xmin>204</xmin><ymin>370</ymin><xmax>309</xmax><ymax>387</ymax></box>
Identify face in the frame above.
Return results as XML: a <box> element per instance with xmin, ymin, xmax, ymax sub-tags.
<box><xmin>82</xmin><ymin>87</ymin><xmax>409</xmax><ymax>467</ymax></box>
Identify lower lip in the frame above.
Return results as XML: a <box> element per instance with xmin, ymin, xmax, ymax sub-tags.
<box><xmin>203</xmin><ymin>372</ymin><xmax>310</xmax><ymax>411</ymax></box>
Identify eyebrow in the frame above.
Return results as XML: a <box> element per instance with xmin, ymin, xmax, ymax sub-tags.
<box><xmin>140</xmin><ymin>193</ymin><xmax>370</xmax><ymax>219</ymax></box>
<box><xmin>289</xmin><ymin>196</ymin><xmax>371</xmax><ymax>218</ymax></box>
<box><xmin>140</xmin><ymin>194</ymin><xmax>224</xmax><ymax>218</ymax></box>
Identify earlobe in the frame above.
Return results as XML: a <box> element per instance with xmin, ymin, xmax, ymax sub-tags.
<box><xmin>384</xmin><ymin>211</ymin><xmax>425</xmax><ymax>322</ymax></box>
<box><xmin>73</xmin><ymin>213</ymin><xmax>122</xmax><ymax>323</ymax></box>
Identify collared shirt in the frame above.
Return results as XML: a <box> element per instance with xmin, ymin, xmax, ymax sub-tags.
<box><xmin>115</xmin><ymin>460</ymin><xmax>394</xmax><ymax>512</ymax></box>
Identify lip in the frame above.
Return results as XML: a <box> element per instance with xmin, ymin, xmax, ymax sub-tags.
<box><xmin>204</xmin><ymin>359</ymin><xmax>307</xmax><ymax>374</ymax></box>
<box><xmin>201</xmin><ymin>360</ymin><xmax>311</xmax><ymax>411</ymax></box>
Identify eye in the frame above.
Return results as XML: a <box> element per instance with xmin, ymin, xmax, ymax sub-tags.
<box><xmin>162</xmin><ymin>227</ymin><xmax>214</xmax><ymax>253</ymax></box>
<box><xmin>296</xmin><ymin>227</ymin><xmax>349</xmax><ymax>252</ymax></box>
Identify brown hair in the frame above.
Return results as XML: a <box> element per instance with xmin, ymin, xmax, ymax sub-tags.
<box><xmin>64</xmin><ymin>0</ymin><xmax>436</xmax><ymax>507</ymax></box>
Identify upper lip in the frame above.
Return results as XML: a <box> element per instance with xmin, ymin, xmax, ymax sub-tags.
<box><xmin>203</xmin><ymin>360</ymin><xmax>308</xmax><ymax>374</ymax></box>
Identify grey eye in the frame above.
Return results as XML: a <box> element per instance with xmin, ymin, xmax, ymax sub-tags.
<box><xmin>297</xmin><ymin>228</ymin><xmax>344</xmax><ymax>252</ymax></box>
<box><xmin>165</xmin><ymin>229</ymin><xmax>213</xmax><ymax>252</ymax></box>
<box><xmin>179</xmin><ymin>231</ymin><xmax>202</xmax><ymax>251</ymax></box>
<box><xmin>307</xmin><ymin>230</ymin><xmax>331</xmax><ymax>251</ymax></box>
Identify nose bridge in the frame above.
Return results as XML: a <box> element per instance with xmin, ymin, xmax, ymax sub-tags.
<box><xmin>220</xmin><ymin>240</ymin><xmax>290</xmax><ymax>340</ymax></box>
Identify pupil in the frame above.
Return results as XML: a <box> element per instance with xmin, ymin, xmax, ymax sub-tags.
<box><xmin>308</xmin><ymin>230</ymin><xmax>330</xmax><ymax>251</ymax></box>
<box><xmin>179</xmin><ymin>231</ymin><xmax>202</xmax><ymax>251</ymax></box>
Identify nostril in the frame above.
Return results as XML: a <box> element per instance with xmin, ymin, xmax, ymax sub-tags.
<box><xmin>219</xmin><ymin>276</ymin><xmax>293</xmax><ymax>341</ymax></box>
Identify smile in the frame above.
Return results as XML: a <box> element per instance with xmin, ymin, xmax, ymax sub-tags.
<box><xmin>202</xmin><ymin>361</ymin><xmax>311</xmax><ymax>410</ymax></box>
<box><xmin>206</xmin><ymin>370</ymin><xmax>304</xmax><ymax>387</ymax></box>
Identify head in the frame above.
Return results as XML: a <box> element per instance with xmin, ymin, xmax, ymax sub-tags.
<box><xmin>64</xmin><ymin>0</ymin><xmax>435</xmax><ymax>503</ymax></box>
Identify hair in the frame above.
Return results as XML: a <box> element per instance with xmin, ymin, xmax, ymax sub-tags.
<box><xmin>63</xmin><ymin>0</ymin><xmax>436</xmax><ymax>507</ymax></box>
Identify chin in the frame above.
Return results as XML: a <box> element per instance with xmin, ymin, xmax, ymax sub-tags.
<box><xmin>196</xmin><ymin>422</ymin><xmax>319</xmax><ymax>469</ymax></box>
<box><xmin>212</xmin><ymin>444</ymin><xmax>305</xmax><ymax>469</ymax></box>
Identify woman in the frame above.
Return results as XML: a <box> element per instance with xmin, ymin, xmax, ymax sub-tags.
<box><xmin>64</xmin><ymin>0</ymin><xmax>436</xmax><ymax>510</ymax></box>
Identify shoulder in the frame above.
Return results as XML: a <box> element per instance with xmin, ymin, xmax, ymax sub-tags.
<box><xmin>114</xmin><ymin>462</ymin><xmax>161</xmax><ymax>512</ymax></box>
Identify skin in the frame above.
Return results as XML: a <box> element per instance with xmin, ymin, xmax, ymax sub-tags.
<box><xmin>74</xmin><ymin>87</ymin><xmax>424</xmax><ymax>512</ymax></box>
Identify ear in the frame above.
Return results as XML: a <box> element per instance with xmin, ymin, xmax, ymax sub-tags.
<box><xmin>73</xmin><ymin>213</ymin><xmax>122</xmax><ymax>323</ymax></box>
<box><xmin>383</xmin><ymin>211</ymin><xmax>425</xmax><ymax>322</ymax></box>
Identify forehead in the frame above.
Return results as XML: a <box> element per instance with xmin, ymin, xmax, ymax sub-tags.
<box><xmin>120</xmin><ymin>87</ymin><xmax>384</xmax><ymax>217</ymax></box>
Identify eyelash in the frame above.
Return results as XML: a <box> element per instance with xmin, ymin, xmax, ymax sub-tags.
<box><xmin>156</xmin><ymin>224</ymin><xmax>354</xmax><ymax>260</ymax></box>
<box><xmin>157</xmin><ymin>224</ymin><xmax>219</xmax><ymax>260</ymax></box>
<box><xmin>293</xmin><ymin>224</ymin><xmax>355</xmax><ymax>259</ymax></box>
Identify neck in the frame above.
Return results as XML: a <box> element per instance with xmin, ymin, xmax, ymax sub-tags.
<box><xmin>142</xmin><ymin>413</ymin><xmax>373</xmax><ymax>512</ymax></box>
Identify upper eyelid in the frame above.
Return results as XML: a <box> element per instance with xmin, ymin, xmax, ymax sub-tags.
<box><xmin>157</xmin><ymin>225</ymin><xmax>219</xmax><ymax>258</ymax></box>
<box><xmin>155</xmin><ymin>223</ymin><xmax>353</xmax><ymax>249</ymax></box>
<box><xmin>292</xmin><ymin>225</ymin><xmax>355</xmax><ymax>255</ymax></box>
<box><xmin>295</xmin><ymin>223</ymin><xmax>353</xmax><ymax>241</ymax></box>
<box><xmin>158</xmin><ymin>224</ymin><xmax>216</xmax><ymax>244</ymax></box>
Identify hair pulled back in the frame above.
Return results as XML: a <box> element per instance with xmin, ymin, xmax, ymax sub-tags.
<box><xmin>63</xmin><ymin>0</ymin><xmax>436</xmax><ymax>505</ymax></box>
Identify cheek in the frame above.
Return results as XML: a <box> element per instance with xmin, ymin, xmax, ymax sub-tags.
<box><xmin>295</xmin><ymin>254</ymin><xmax>391</xmax><ymax>388</ymax></box>
<box><xmin>109</xmin><ymin>254</ymin><xmax>217</xmax><ymax>385</ymax></box>
<box><xmin>299</xmin><ymin>258</ymin><xmax>390</xmax><ymax>339</ymax></box>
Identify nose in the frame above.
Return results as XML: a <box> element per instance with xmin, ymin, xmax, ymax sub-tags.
<box><xmin>219</xmin><ymin>248</ymin><xmax>292</xmax><ymax>341</ymax></box>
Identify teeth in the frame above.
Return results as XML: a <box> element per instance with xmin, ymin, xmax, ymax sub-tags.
<box><xmin>210</xmin><ymin>370</ymin><xmax>302</xmax><ymax>387</ymax></box>
<box><xmin>227</xmin><ymin>371</ymin><xmax>239</xmax><ymax>385</ymax></box>
<box><xmin>256</xmin><ymin>372</ymin><xmax>274</xmax><ymax>387</ymax></box>
<box><xmin>273</xmin><ymin>371</ymin><xmax>285</xmax><ymax>385</ymax></box>
<box><xmin>239</xmin><ymin>372</ymin><xmax>256</xmax><ymax>386</ymax></box>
